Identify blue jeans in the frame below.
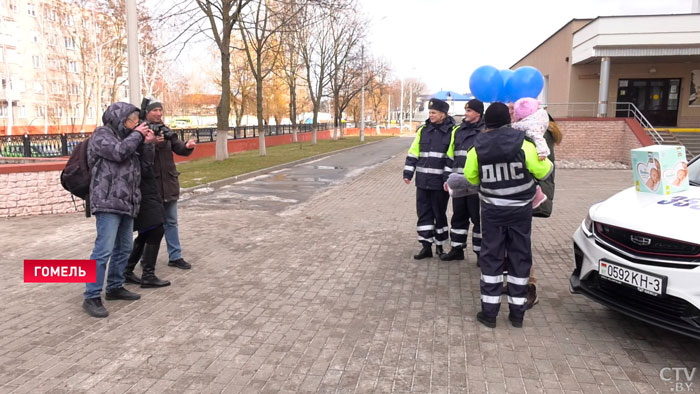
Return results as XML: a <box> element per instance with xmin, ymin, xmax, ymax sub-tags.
<box><xmin>84</xmin><ymin>213</ymin><xmax>134</xmax><ymax>299</ymax></box>
<box><xmin>163</xmin><ymin>200</ymin><xmax>182</xmax><ymax>261</ymax></box>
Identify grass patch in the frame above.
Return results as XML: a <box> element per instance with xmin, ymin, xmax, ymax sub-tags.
<box><xmin>178</xmin><ymin>135</ymin><xmax>396</xmax><ymax>188</ymax></box>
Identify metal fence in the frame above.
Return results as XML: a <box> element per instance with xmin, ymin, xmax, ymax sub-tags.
<box><xmin>0</xmin><ymin>123</ymin><xmax>329</xmax><ymax>158</ymax></box>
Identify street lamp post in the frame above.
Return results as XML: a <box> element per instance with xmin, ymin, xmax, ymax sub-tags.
<box><xmin>126</xmin><ymin>0</ymin><xmax>140</xmax><ymax>106</ymax></box>
<box><xmin>409</xmin><ymin>84</ymin><xmax>413</xmax><ymax>131</ymax></box>
<box><xmin>399</xmin><ymin>78</ymin><xmax>404</xmax><ymax>130</ymax></box>
<box><xmin>360</xmin><ymin>45</ymin><xmax>365</xmax><ymax>142</ymax></box>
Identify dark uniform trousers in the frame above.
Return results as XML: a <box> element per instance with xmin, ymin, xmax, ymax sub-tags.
<box><xmin>416</xmin><ymin>188</ymin><xmax>450</xmax><ymax>246</ymax></box>
<box><xmin>479</xmin><ymin>211</ymin><xmax>532</xmax><ymax>320</ymax></box>
<box><xmin>450</xmin><ymin>194</ymin><xmax>481</xmax><ymax>254</ymax></box>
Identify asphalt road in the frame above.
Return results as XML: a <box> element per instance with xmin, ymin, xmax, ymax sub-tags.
<box><xmin>180</xmin><ymin>136</ymin><xmax>413</xmax><ymax>213</ymax></box>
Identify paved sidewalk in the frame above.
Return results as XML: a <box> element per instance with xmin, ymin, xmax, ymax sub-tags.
<box><xmin>0</xmin><ymin>147</ymin><xmax>698</xmax><ymax>393</ymax></box>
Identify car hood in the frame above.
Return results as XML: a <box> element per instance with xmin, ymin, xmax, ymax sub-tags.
<box><xmin>590</xmin><ymin>186</ymin><xmax>700</xmax><ymax>245</ymax></box>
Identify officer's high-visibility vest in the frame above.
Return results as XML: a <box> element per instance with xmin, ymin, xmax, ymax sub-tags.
<box><xmin>403</xmin><ymin>119</ymin><xmax>455</xmax><ymax>190</ymax></box>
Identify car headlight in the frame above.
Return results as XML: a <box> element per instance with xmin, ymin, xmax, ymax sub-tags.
<box><xmin>582</xmin><ymin>213</ymin><xmax>594</xmax><ymax>236</ymax></box>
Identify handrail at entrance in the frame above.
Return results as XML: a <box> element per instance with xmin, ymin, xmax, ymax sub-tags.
<box><xmin>543</xmin><ymin>102</ymin><xmax>664</xmax><ymax>144</ymax></box>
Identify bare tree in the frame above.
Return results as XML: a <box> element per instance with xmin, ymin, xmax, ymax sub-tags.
<box><xmin>195</xmin><ymin>0</ymin><xmax>251</xmax><ymax>160</ymax></box>
<box><xmin>328</xmin><ymin>4</ymin><xmax>365</xmax><ymax>140</ymax></box>
<box><xmin>277</xmin><ymin>1</ymin><xmax>305</xmax><ymax>143</ymax></box>
<box><xmin>297</xmin><ymin>5</ymin><xmax>333</xmax><ymax>145</ymax></box>
<box><xmin>365</xmin><ymin>57</ymin><xmax>390</xmax><ymax>129</ymax></box>
<box><xmin>237</xmin><ymin>0</ymin><xmax>292</xmax><ymax>156</ymax></box>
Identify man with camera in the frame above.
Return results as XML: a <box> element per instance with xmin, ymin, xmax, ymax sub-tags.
<box><xmin>143</xmin><ymin>100</ymin><xmax>197</xmax><ymax>270</ymax></box>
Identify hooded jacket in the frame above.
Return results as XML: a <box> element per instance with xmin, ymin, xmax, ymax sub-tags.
<box><xmin>87</xmin><ymin>102</ymin><xmax>145</xmax><ymax>217</ymax></box>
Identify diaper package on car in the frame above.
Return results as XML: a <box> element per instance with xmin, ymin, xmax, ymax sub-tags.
<box><xmin>631</xmin><ymin>145</ymin><xmax>688</xmax><ymax>194</ymax></box>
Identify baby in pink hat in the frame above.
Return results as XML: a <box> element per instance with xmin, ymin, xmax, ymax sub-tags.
<box><xmin>511</xmin><ymin>97</ymin><xmax>550</xmax><ymax>208</ymax></box>
<box><xmin>512</xmin><ymin>97</ymin><xmax>550</xmax><ymax>160</ymax></box>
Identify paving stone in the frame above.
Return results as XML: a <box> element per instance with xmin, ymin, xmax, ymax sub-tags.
<box><xmin>1</xmin><ymin>148</ymin><xmax>699</xmax><ymax>393</ymax></box>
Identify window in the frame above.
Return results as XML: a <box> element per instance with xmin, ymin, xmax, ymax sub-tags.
<box><xmin>32</xmin><ymin>32</ymin><xmax>39</xmax><ymax>43</ymax></box>
<box><xmin>0</xmin><ymin>102</ymin><xmax>8</xmax><ymax>117</ymax></box>
<box><xmin>18</xmin><ymin>105</ymin><xmax>27</xmax><ymax>117</ymax></box>
<box><xmin>27</xmin><ymin>3</ymin><xmax>36</xmax><ymax>17</ymax></box>
<box><xmin>69</xmin><ymin>83</ymin><xmax>79</xmax><ymax>95</ymax></box>
<box><xmin>33</xmin><ymin>81</ymin><xmax>42</xmax><ymax>93</ymax></box>
<box><xmin>109</xmin><ymin>67</ymin><xmax>115</xmax><ymax>78</ymax></box>
<box><xmin>36</xmin><ymin>105</ymin><xmax>45</xmax><ymax>117</ymax></box>
<box><xmin>45</xmin><ymin>9</ymin><xmax>57</xmax><ymax>22</ymax></box>
<box><xmin>64</xmin><ymin>36</ymin><xmax>76</xmax><ymax>50</ymax></box>
<box><xmin>72</xmin><ymin>104</ymin><xmax>81</xmax><ymax>119</ymax></box>
<box><xmin>45</xmin><ymin>33</ymin><xmax>56</xmax><ymax>47</ymax></box>
<box><xmin>47</xmin><ymin>57</ymin><xmax>58</xmax><ymax>70</ymax></box>
<box><xmin>8</xmin><ymin>0</ymin><xmax>17</xmax><ymax>12</ymax></box>
<box><xmin>32</xmin><ymin>55</ymin><xmax>40</xmax><ymax>68</ymax></box>
<box><xmin>87</xmin><ymin>106</ymin><xmax>94</xmax><ymax>118</ymax></box>
<box><xmin>68</xmin><ymin>60</ymin><xmax>78</xmax><ymax>73</ymax></box>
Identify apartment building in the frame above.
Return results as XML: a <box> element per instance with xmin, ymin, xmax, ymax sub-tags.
<box><xmin>0</xmin><ymin>0</ymin><xmax>127</xmax><ymax>135</ymax></box>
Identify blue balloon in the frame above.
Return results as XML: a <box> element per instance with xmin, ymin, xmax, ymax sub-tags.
<box><xmin>503</xmin><ymin>66</ymin><xmax>544</xmax><ymax>102</ymax></box>
<box><xmin>469</xmin><ymin>65</ymin><xmax>503</xmax><ymax>103</ymax></box>
<box><xmin>497</xmin><ymin>69</ymin><xmax>514</xmax><ymax>101</ymax></box>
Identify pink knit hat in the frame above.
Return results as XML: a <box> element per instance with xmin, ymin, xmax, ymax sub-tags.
<box><xmin>513</xmin><ymin>97</ymin><xmax>540</xmax><ymax>122</ymax></box>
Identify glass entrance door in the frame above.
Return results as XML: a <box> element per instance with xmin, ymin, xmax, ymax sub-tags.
<box><xmin>616</xmin><ymin>79</ymin><xmax>680</xmax><ymax>126</ymax></box>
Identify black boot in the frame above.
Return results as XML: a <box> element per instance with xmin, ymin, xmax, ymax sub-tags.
<box><xmin>435</xmin><ymin>245</ymin><xmax>444</xmax><ymax>258</ymax></box>
<box><xmin>140</xmin><ymin>243</ymin><xmax>171</xmax><ymax>288</ymax></box>
<box><xmin>124</xmin><ymin>236</ymin><xmax>145</xmax><ymax>285</ymax></box>
<box><xmin>440</xmin><ymin>247</ymin><xmax>464</xmax><ymax>261</ymax></box>
<box><xmin>413</xmin><ymin>244</ymin><xmax>433</xmax><ymax>260</ymax></box>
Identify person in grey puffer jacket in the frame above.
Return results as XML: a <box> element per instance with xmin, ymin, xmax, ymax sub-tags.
<box><xmin>83</xmin><ymin>102</ymin><xmax>155</xmax><ymax>318</ymax></box>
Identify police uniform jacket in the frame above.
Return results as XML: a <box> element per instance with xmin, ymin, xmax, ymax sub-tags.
<box><xmin>464</xmin><ymin>126</ymin><xmax>553</xmax><ymax>225</ymax></box>
<box><xmin>404</xmin><ymin>116</ymin><xmax>457</xmax><ymax>190</ymax></box>
<box><xmin>451</xmin><ymin>117</ymin><xmax>485</xmax><ymax>174</ymax></box>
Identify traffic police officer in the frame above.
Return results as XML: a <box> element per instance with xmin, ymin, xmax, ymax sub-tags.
<box><xmin>441</xmin><ymin>99</ymin><xmax>485</xmax><ymax>263</ymax></box>
<box><xmin>464</xmin><ymin>102</ymin><xmax>553</xmax><ymax>328</ymax></box>
<box><xmin>404</xmin><ymin>98</ymin><xmax>456</xmax><ymax>259</ymax></box>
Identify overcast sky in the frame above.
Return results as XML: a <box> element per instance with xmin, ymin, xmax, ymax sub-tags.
<box><xmin>358</xmin><ymin>0</ymin><xmax>694</xmax><ymax>94</ymax></box>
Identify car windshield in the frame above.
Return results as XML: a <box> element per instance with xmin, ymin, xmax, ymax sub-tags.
<box><xmin>689</xmin><ymin>156</ymin><xmax>700</xmax><ymax>186</ymax></box>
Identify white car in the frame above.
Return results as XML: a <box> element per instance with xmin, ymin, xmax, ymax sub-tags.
<box><xmin>571</xmin><ymin>155</ymin><xmax>700</xmax><ymax>339</ymax></box>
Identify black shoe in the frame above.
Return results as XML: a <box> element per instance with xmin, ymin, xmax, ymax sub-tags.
<box><xmin>82</xmin><ymin>297</ymin><xmax>109</xmax><ymax>318</ymax></box>
<box><xmin>105</xmin><ymin>287</ymin><xmax>141</xmax><ymax>301</ymax></box>
<box><xmin>476</xmin><ymin>311</ymin><xmax>496</xmax><ymax>328</ymax></box>
<box><xmin>508</xmin><ymin>313</ymin><xmax>524</xmax><ymax>328</ymax></box>
<box><xmin>413</xmin><ymin>245</ymin><xmax>433</xmax><ymax>260</ymax></box>
<box><xmin>168</xmin><ymin>258</ymin><xmax>191</xmax><ymax>270</ymax></box>
<box><xmin>526</xmin><ymin>284</ymin><xmax>539</xmax><ymax>310</ymax></box>
<box><xmin>435</xmin><ymin>245</ymin><xmax>444</xmax><ymax>257</ymax></box>
<box><xmin>440</xmin><ymin>247</ymin><xmax>464</xmax><ymax>261</ymax></box>
<box><xmin>124</xmin><ymin>271</ymin><xmax>141</xmax><ymax>285</ymax></box>
<box><xmin>141</xmin><ymin>275</ymin><xmax>171</xmax><ymax>288</ymax></box>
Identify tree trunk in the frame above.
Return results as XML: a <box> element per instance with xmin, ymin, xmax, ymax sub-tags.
<box><xmin>256</xmin><ymin>76</ymin><xmax>266</xmax><ymax>156</ymax></box>
<box><xmin>289</xmin><ymin>82</ymin><xmax>298</xmax><ymax>143</ymax></box>
<box><xmin>216</xmin><ymin>47</ymin><xmax>231</xmax><ymax>160</ymax></box>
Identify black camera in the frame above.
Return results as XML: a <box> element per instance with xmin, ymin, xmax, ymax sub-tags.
<box><xmin>147</xmin><ymin>122</ymin><xmax>176</xmax><ymax>139</ymax></box>
<box><xmin>140</xmin><ymin>97</ymin><xmax>176</xmax><ymax>140</ymax></box>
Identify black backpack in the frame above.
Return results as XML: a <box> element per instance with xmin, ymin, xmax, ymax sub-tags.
<box><xmin>60</xmin><ymin>138</ymin><xmax>91</xmax><ymax>216</ymax></box>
